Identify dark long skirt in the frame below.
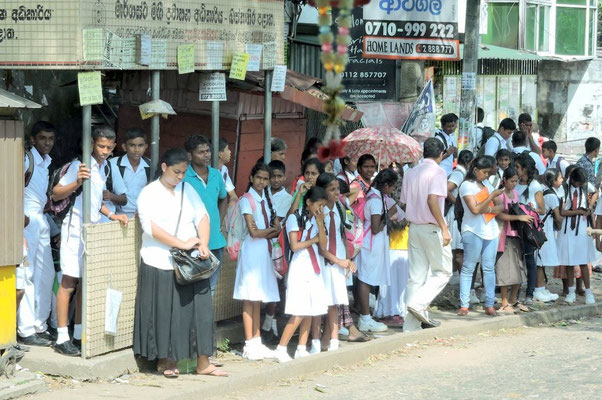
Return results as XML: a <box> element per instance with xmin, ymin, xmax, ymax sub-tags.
<box><xmin>133</xmin><ymin>260</ymin><xmax>214</xmax><ymax>361</ymax></box>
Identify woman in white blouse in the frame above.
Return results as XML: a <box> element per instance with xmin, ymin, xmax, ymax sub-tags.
<box><xmin>134</xmin><ymin>148</ymin><xmax>227</xmax><ymax>378</ymax></box>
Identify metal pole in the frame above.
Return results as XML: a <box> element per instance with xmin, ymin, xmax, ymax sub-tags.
<box><xmin>263</xmin><ymin>70</ymin><xmax>273</xmax><ymax>163</ymax></box>
<box><xmin>458</xmin><ymin>0</ymin><xmax>481</xmax><ymax>151</ymax></box>
<box><xmin>211</xmin><ymin>100</ymin><xmax>219</xmax><ymax>168</ymax></box>
<box><xmin>150</xmin><ymin>71</ymin><xmax>160</xmax><ymax>179</ymax></box>
<box><xmin>81</xmin><ymin>104</ymin><xmax>92</xmax><ymax>359</ymax></box>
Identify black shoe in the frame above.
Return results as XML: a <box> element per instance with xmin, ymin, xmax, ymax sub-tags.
<box><xmin>54</xmin><ymin>340</ymin><xmax>81</xmax><ymax>357</ymax></box>
<box><xmin>18</xmin><ymin>333</ymin><xmax>52</xmax><ymax>347</ymax></box>
<box><xmin>37</xmin><ymin>330</ymin><xmax>57</xmax><ymax>343</ymax></box>
<box><xmin>421</xmin><ymin>318</ymin><xmax>441</xmax><ymax>329</ymax></box>
<box><xmin>72</xmin><ymin>338</ymin><xmax>81</xmax><ymax>351</ymax></box>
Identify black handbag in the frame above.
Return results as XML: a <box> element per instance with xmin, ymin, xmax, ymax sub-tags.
<box><xmin>170</xmin><ymin>182</ymin><xmax>220</xmax><ymax>285</ymax></box>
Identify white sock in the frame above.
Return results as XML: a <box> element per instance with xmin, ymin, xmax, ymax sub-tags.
<box><xmin>262</xmin><ymin>314</ymin><xmax>273</xmax><ymax>331</ymax></box>
<box><xmin>245</xmin><ymin>339</ymin><xmax>253</xmax><ymax>347</ymax></box>
<box><xmin>568</xmin><ymin>286</ymin><xmax>576</xmax><ymax>294</ymax></box>
<box><xmin>360</xmin><ymin>314</ymin><xmax>372</xmax><ymax>322</ymax></box>
<box><xmin>252</xmin><ymin>336</ymin><xmax>262</xmax><ymax>346</ymax></box>
<box><xmin>585</xmin><ymin>288</ymin><xmax>592</xmax><ymax>295</ymax></box>
<box><xmin>328</xmin><ymin>339</ymin><xmax>339</xmax><ymax>351</ymax></box>
<box><xmin>56</xmin><ymin>327</ymin><xmax>70</xmax><ymax>345</ymax></box>
<box><xmin>311</xmin><ymin>339</ymin><xmax>320</xmax><ymax>350</ymax></box>
<box><xmin>534</xmin><ymin>287</ymin><xmax>544</xmax><ymax>293</ymax></box>
<box><xmin>297</xmin><ymin>344</ymin><xmax>306</xmax><ymax>351</ymax></box>
<box><xmin>276</xmin><ymin>345</ymin><xmax>287</xmax><ymax>352</ymax></box>
<box><xmin>73</xmin><ymin>324</ymin><xmax>82</xmax><ymax>340</ymax></box>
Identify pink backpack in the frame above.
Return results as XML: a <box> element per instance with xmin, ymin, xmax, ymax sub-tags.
<box><xmin>225</xmin><ymin>192</ymin><xmax>256</xmax><ymax>261</ymax></box>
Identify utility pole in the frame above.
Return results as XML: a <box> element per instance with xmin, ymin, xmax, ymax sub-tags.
<box><xmin>458</xmin><ymin>0</ymin><xmax>481</xmax><ymax>151</ymax></box>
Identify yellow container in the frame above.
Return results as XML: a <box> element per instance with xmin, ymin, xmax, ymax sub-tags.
<box><xmin>0</xmin><ymin>266</ymin><xmax>17</xmax><ymax>347</ymax></box>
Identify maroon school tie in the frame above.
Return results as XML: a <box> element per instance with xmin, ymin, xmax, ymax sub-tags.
<box><xmin>328</xmin><ymin>211</ymin><xmax>337</xmax><ymax>257</ymax></box>
<box><xmin>261</xmin><ymin>200</ymin><xmax>272</xmax><ymax>253</ymax></box>
<box><xmin>305</xmin><ymin>227</ymin><xmax>321</xmax><ymax>274</ymax></box>
<box><xmin>570</xmin><ymin>190</ymin><xmax>578</xmax><ymax>230</ymax></box>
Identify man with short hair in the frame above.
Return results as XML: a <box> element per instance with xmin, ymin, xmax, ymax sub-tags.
<box><xmin>18</xmin><ymin>121</ymin><xmax>57</xmax><ymax>347</ymax></box>
<box><xmin>542</xmin><ymin>140</ymin><xmax>569</xmax><ymax>177</ymax></box>
<box><xmin>576</xmin><ymin>137</ymin><xmax>600</xmax><ymax>186</ymax></box>
<box><xmin>517</xmin><ymin>113</ymin><xmax>542</xmax><ymax>155</ymax></box>
<box><xmin>471</xmin><ymin>107</ymin><xmax>485</xmax><ymax>151</ymax></box>
<box><xmin>483</xmin><ymin>118</ymin><xmax>516</xmax><ymax>157</ymax></box>
<box><xmin>434</xmin><ymin>113</ymin><xmax>458</xmax><ymax>176</ymax></box>
<box><xmin>511</xmin><ymin>130</ymin><xmax>546</xmax><ymax>176</ymax></box>
<box><xmin>400</xmin><ymin>138</ymin><xmax>452</xmax><ymax>332</ymax></box>
<box><xmin>184</xmin><ymin>135</ymin><xmax>228</xmax><ymax>296</ymax></box>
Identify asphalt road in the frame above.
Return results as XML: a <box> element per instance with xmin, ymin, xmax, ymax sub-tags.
<box><xmin>225</xmin><ymin>316</ymin><xmax>602</xmax><ymax>400</ymax></box>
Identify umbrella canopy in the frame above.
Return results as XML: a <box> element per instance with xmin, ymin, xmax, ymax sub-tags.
<box><xmin>343</xmin><ymin>127</ymin><xmax>422</xmax><ymax>166</ymax></box>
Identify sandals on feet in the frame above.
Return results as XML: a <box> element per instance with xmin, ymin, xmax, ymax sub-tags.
<box><xmin>499</xmin><ymin>305</ymin><xmax>515</xmax><ymax>314</ymax></box>
<box><xmin>162</xmin><ymin>369</ymin><xmax>179</xmax><ymax>378</ymax></box>
<box><xmin>512</xmin><ymin>302</ymin><xmax>529</xmax><ymax>312</ymax></box>
<box><xmin>197</xmin><ymin>365</ymin><xmax>229</xmax><ymax>377</ymax></box>
<box><xmin>484</xmin><ymin>307</ymin><xmax>498</xmax><ymax>317</ymax></box>
<box><xmin>457</xmin><ymin>307</ymin><xmax>469</xmax><ymax>316</ymax></box>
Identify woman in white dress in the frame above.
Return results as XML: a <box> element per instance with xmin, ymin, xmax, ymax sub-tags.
<box><xmin>233</xmin><ymin>162</ymin><xmax>281</xmax><ymax>361</ymax></box>
<box><xmin>534</xmin><ymin>168</ymin><xmax>564</xmax><ymax>302</ymax></box>
<box><xmin>557</xmin><ymin>167</ymin><xmax>597</xmax><ymax>305</ymax></box>
<box><xmin>316</xmin><ymin>173</ymin><xmax>357</xmax><ymax>351</ymax></box>
<box><xmin>274</xmin><ymin>187</ymin><xmax>328</xmax><ymax>363</ymax></box>
<box><xmin>356</xmin><ymin>169</ymin><xmax>399</xmax><ymax>333</ymax></box>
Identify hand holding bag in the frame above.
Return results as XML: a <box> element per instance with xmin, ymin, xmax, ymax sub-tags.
<box><xmin>170</xmin><ymin>182</ymin><xmax>220</xmax><ymax>285</ymax></box>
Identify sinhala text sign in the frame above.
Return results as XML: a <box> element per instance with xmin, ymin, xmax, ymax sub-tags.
<box><xmin>0</xmin><ymin>0</ymin><xmax>284</xmax><ymax>70</ymax></box>
<box><xmin>362</xmin><ymin>0</ymin><xmax>459</xmax><ymax>61</ymax></box>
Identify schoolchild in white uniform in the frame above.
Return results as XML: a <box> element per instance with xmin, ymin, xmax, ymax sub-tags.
<box><xmin>356</xmin><ymin>168</ymin><xmax>399</xmax><ymax>333</ymax></box>
<box><xmin>274</xmin><ymin>186</ymin><xmax>328</xmax><ymax>363</ymax></box>
<box><xmin>557</xmin><ymin>167</ymin><xmax>597</xmax><ymax>305</ymax></box>
<box><xmin>17</xmin><ymin>122</ymin><xmax>57</xmax><ymax>347</ymax></box>
<box><xmin>261</xmin><ymin>160</ymin><xmax>294</xmax><ymax>337</ymax></box>
<box><xmin>216</xmin><ymin>137</ymin><xmax>238</xmax><ymax>203</ymax></box>
<box><xmin>315</xmin><ymin>173</ymin><xmax>356</xmax><ymax>352</ymax></box>
<box><xmin>446</xmin><ymin>150</ymin><xmax>474</xmax><ymax>282</ymax></box>
<box><xmin>109</xmin><ymin>128</ymin><xmax>150</xmax><ymax>218</ymax></box>
<box><xmin>233</xmin><ymin>162</ymin><xmax>281</xmax><ymax>361</ymax></box>
<box><xmin>51</xmin><ymin>127</ymin><xmax>129</xmax><ymax>356</ymax></box>
<box><xmin>534</xmin><ymin>168</ymin><xmax>564</xmax><ymax>302</ymax></box>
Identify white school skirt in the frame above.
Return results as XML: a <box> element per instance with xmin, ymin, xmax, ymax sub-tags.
<box><xmin>374</xmin><ymin>250</ymin><xmax>409</xmax><ymax>318</ymax></box>
<box><xmin>285</xmin><ymin>250</ymin><xmax>328</xmax><ymax>316</ymax></box>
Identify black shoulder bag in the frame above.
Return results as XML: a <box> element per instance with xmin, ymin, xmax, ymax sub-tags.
<box><xmin>170</xmin><ymin>182</ymin><xmax>220</xmax><ymax>285</ymax></box>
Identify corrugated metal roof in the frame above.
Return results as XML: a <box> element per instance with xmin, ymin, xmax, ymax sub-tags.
<box><xmin>0</xmin><ymin>89</ymin><xmax>42</xmax><ymax>109</ymax></box>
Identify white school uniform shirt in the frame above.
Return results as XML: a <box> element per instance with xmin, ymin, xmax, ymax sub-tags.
<box><xmin>459</xmin><ymin>180</ymin><xmax>500</xmax><ymax>240</ymax></box>
<box><xmin>220</xmin><ymin>164</ymin><xmax>235</xmax><ymax>193</ymax></box>
<box><xmin>137</xmin><ymin>180</ymin><xmax>208</xmax><ymax>270</ymax></box>
<box><xmin>269</xmin><ymin>187</ymin><xmax>293</xmax><ymax>219</ymax></box>
<box><xmin>434</xmin><ymin>129</ymin><xmax>456</xmax><ymax>176</ymax></box>
<box><xmin>99</xmin><ymin>158</ymin><xmax>127</xmax><ymax>222</ymax></box>
<box><xmin>483</xmin><ymin>132</ymin><xmax>508</xmax><ymax>157</ymax></box>
<box><xmin>24</xmin><ymin>147</ymin><xmax>51</xmax><ymax>216</ymax></box>
<box><xmin>546</xmin><ymin>155</ymin><xmax>569</xmax><ymax>177</ymax></box>
<box><xmin>59</xmin><ymin>157</ymin><xmax>107</xmax><ymax>224</ymax></box>
<box><xmin>513</xmin><ymin>146</ymin><xmax>546</xmax><ymax>175</ymax></box>
<box><xmin>337</xmin><ymin>169</ymin><xmax>358</xmax><ymax>185</ymax></box>
<box><xmin>515</xmin><ymin>179</ymin><xmax>543</xmax><ymax>211</ymax></box>
<box><xmin>109</xmin><ymin>156</ymin><xmax>149</xmax><ymax>216</ymax></box>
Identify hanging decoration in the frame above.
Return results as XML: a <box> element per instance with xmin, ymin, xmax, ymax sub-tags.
<box><xmin>312</xmin><ymin>0</ymin><xmax>371</xmax><ymax>162</ymax></box>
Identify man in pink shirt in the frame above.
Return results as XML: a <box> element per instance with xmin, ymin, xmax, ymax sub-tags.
<box><xmin>400</xmin><ymin>138</ymin><xmax>452</xmax><ymax>332</ymax></box>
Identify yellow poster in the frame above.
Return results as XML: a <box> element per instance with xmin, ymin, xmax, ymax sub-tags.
<box><xmin>177</xmin><ymin>44</ymin><xmax>195</xmax><ymax>74</ymax></box>
<box><xmin>229</xmin><ymin>53</ymin><xmax>250</xmax><ymax>81</ymax></box>
<box><xmin>77</xmin><ymin>71</ymin><xmax>103</xmax><ymax>106</ymax></box>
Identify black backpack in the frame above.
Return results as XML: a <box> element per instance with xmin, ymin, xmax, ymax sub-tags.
<box><xmin>542</xmin><ymin>188</ymin><xmax>561</xmax><ymax>231</ymax></box>
<box><xmin>453</xmin><ymin>182</ymin><xmax>465</xmax><ymax>231</ymax></box>
<box><xmin>508</xmin><ymin>202</ymin><xmax>547</xmax><ymax>249</ymax></box>
<box><xmin>113</xmin><ymin>155</ymin><xmax>151</xmax><ymax>183</ymax></box>
<box><xmin>24</xmin><ymin>149</ymin><xmax>34</xmax><ymax>187</ymax></box>
<box><xmin>434</xmin><ymin>130</ymin><xmax>449</xmax><ymax>151</ymax></box>
<box><xmin>477</xmin><ymin>128</ymin><xmax>501</xmax><ymax>157</ymax></box>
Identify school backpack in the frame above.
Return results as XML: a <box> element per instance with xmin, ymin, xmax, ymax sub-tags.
<box><xmin>24</xmin><ymin>149</ymin><xmax>34</xmax><ymax>187</ymax></box>
<box><xmin>112</xmin><ymin>155</ymin><xmax>152</xmax><ymax>183</ymax></box>
<box><xmin>434</xmin><ymin>130</ymin><xmax>449</xmax><ymax>151</ymax></box>
<box><xmin>476</xmin><ymin>127</ymin><xmax>500</xmax><ymax>157</ymax></box>
<box><xmin>542</xmin><ymin>188</ymin><xmax>561</xmax><ymax>231</ymax></box>
<box><xmin>225</xmin><ymin>192</ymin><xmax>257</xmax><ymax>261</ymax></box>
<box><xmin>508</xmin><ymin>203</ymin><xmax>547</xmax><ymax>249</ymax></box>
<box><xmin>275</xmin><ymin>212</ymin><xmax>303</xmax><ymax>278</ymax></box>
<box><xmin>340</xmin><ymin>200</ymin><xmax>364</xmax><ymax>259</ymax></box>
<box><xmin>349</xmin><ymin>178</ymin><xmax>374</xmax><ymax>224</ymax></box>
<box><xmin>47</xmin><ymin>157</ymin><xmax>111</xmax><ymax>221</ymax></box>
<box><xmin>453</xmin><ymin>183</ymin><xmax>465</xmax><ymax>231</ymax></box>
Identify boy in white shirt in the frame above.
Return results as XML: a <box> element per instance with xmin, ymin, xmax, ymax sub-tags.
<box><xmin>51</xmin><ymin>127</ymin><xmax>128</xmax><ymax>356</ymax></box>
<box><xmin>109</xmin><ymin>129</ymin><xmax>150</xmax><ymax>217</ymax></box>
<box><xmin>217</xmin><ymin>138</ymin><xmax>238</xmax><ymax>203</ymax></box>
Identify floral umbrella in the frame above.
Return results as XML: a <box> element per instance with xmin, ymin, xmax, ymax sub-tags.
<box><xmin>343</xmin><ymin>127</ymin><xmax>423</xmax><ymax>166</ymax></box>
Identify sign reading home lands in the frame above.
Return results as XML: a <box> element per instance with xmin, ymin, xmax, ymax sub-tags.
<box><xmin>362</xmin><ymin>0</ymin><xmax>460</xmax><ymax>61</ymax></box>
<box><xmin>0</xmin><ymin>0</ymin><xmax>284</xmax><ymax>70</ymax></box>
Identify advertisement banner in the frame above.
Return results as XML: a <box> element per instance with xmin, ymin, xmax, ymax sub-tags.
<box><xmin>0</xmin><ymin>0</ymin><xmax>284</xmax><ymax>70</ymax></box>
<box><xmin>362</xmin><ymin>0</ymin><xmax>460</xmax><ymax>61</ymax></box>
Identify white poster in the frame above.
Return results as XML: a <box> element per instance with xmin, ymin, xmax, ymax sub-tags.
<box><xmin>199</xmin><ymin>72</ymin><xmax>227</xmax><ymax>101</ymax></box>
<box><xmin>245</xmin><ymin>44</ymin><xmax>263</xmax><ymax>72</ymax></box>
<box><xmin>271</xmin><ymin>65</ymin><xmax>287</xmax><ymax>92</ymax></box>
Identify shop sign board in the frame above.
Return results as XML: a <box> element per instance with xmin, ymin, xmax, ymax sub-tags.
<box><xmin>0</xmin><ymin>0</ymin><xmax>284</xmax><ymax>70</ymax></box>
<box><xmin>362</xmin><ymin>0</ymin><xmax>460</xmax><ymax>61</ymax></box>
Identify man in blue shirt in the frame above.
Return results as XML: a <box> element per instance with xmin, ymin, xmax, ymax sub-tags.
<box><xmin>184</xmin><ymin>135</ymin><xmax>228</xmax><ymax>296</ymax></box>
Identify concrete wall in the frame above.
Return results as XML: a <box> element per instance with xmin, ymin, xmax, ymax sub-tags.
<box><xmin>537</xmin><ymin>59</ymin><xmax>602</xmax><ymax>156</ymax></box>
